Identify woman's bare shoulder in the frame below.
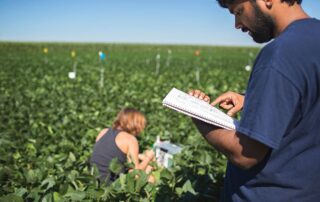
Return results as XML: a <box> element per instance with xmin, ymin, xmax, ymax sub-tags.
<box><xmin>95</xmin><ymin>128</ymin><xmax>109</xmax><ymax>142</ymax></box>
<box><xmin>115</xmin><ymin>131</ymin><xmax>138</xmax><ymax>154</ymax></box>
<box><xmin>117</xmin><ymin>131</ymin><xmax>138</xmax><ymax>143</ymax></box>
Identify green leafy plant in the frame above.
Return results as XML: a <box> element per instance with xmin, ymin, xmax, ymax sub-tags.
<box><xmin>0</xmin><ymin>42</ymin><xmax>258</xmax><ymax>201</ymax></box>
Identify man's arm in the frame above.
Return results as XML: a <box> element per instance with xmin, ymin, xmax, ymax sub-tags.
<box><xmin>193</xmin><ymin>119</ymin><xmax>269</xmax><ymax>170</ymax></box>
<box><xmin>188</xmin><ymin>89</ymin><xmax>270</xmax><ymax>169</ymax></box>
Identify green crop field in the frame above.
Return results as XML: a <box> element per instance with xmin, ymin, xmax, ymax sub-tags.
<box><xmin>0</xmin><ymin>42</ymin><xmax>259</xmax><ymax>201</ymax></box>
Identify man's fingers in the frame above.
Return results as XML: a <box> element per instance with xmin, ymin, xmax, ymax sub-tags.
<box><xmin>220</xmin><ymin>103</ymin><xmax>234</xmax><ymax>110</ymax></box>
<box><xmin>211</xmin><ymin>95</ymin><xmax>230</xmax><ymax>106</ymax></box>
<box><xmin>227</xmin><ymin>105</ymin><xmax>242</xmax><ymax>117</ymax></box>
<box><xmin>209</xmin><ymin>91</ymin><xmax>244</xmax><ymax>116</ymax></box>
<box><xmin>203</xmin><ymin>96</ymin><xmax>210</xmax><ymax>102</ymax></box>
<box><xmin>188</xmin><ymin>89</ymin><xmax>201</xmax><ymax>97</ymax></box>
<box><xmin>189</xmin><ymin>89</ymin><xmax>210</xmax><ymax>102</ymax></box>
<box><xmin>227</xmin><ymin>109</ymin><xmax>236</xmax><ymax>117</ymax></box>
<box><xmin>211</xmin><ymin>97</ymin><xmax>222</xmax><ymax>106</ymax></box>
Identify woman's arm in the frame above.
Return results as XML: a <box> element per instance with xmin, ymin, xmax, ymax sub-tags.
<box><xmin>127</xmin><ymin>136</ymin><xmax>154</xmax><ymax>170</ymax></box>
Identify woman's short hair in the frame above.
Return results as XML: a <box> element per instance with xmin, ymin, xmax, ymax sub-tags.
<box><xmin>112</xmin><ymin>108</ymin><xmax>146</xmax><ymax>136</ymax></box>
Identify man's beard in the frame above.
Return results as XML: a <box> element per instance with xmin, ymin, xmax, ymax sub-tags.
<box><xmin>250</xmin><ymin>3</ymin><xmax>275</xmax><ymax>43</ymax></box>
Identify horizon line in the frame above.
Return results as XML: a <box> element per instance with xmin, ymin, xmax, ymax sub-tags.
<box><xmin>0</xmin><ymin>40</ymin><xmax>262</xmax><ymax>48</ymax></box>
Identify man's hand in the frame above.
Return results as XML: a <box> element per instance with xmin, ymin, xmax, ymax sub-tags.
<box><xmin>211</xmin><ymin>91</ymin><xmax>244</xmax><ymax>117</ymax></box>
<box><xmin>189</xmin><ymin>90</ymin><xmax>244</xmax><ymax>117</ymax></box>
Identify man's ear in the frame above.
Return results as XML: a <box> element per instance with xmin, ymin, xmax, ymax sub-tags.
<box><xmin>263</xmin><ymin>0</ymin><xmax>273</xmax><ymax>9</ymax></box>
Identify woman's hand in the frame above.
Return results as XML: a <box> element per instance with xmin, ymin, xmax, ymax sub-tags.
<box><xmin>144</xmin><ymin>149</ymin><xmax>155</xmax><ymax>161</ymax></box>
<box><xmin>138</xmin><ymin>149</ymin><xmax>155</xmax><ymax>162</ymax></box>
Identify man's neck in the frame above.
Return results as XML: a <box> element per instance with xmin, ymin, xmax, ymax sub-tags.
<box><xmin>273</xmin><ymin>3</ymin><xmax>309</xmax><ymax>37</ymax></box>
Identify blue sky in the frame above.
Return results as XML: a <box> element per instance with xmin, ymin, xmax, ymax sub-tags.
<box><xmin>0</xmin><ymin>0</ymin><xmax>319</xmax><ymax>46</ymax></box>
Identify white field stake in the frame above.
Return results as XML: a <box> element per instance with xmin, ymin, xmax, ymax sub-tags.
<box><xmin>194</xmin><ymin>50</ymin><xmax>201</xmax><ymax>85</ymax></box>
<box><xmin>146</xmin><ymin>58</ymin><xmax>150</xmax><ymax>65</ymax></box>
<box><xmin>196</xmin><ymin>66</ymin><xmax>200</xmax><ymax>84</ymax></box>
<box><xmin>68</xmin><ymin>71</ymin><xmax>76</xmax><ymax>79</ymax></box>
<box><xmin>43</xmin><ymin>48</ymin><xmax>48</xmax><ymax>64</ymax></box>
<box><xmin>245</xmin><ymin>52</ymin><xmax>254</xmax><ymax>72</ymax></box>
<box><xmin>155</xmin><ymin>53</ymin><xmax>161</xmax><ymax>75</ymax></box>
<box><xmin>100</xmin><ymin>68</ymin><xmax>104</xmax><ymax>88</ymax></box>
<box><xmin>99</xmin><ymin>51</ymin><xmax>106</xmax><ymax>88</ymax></box>
<box><xmin>245</xmin><ymin>65</ymin><xmax>251</xmax><ymax>71</ymax></box>
<box><xmin>68</xmin><ymin>51</ymin><xmax>77</xmax><ymax>79</ymax></box>
<box><xmin>166</xmin><ymin>49</ymin><xmax>172</xmax><ymax>67</ymax></box>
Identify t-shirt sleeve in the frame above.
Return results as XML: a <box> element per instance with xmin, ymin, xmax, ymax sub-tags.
<box><xmin>237</xmin><ymin>66</ymin><xmax>301</xmax><ymax>149</ymax></box>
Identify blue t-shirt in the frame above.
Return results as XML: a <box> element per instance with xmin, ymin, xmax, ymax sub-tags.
<box><xmin>223</xmin><ymin>18</ymin><xmax>320</xmax><ymax>202</ymax></box>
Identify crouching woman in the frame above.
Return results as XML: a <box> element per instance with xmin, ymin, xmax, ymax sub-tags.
<box><xmin>90</xmin><ymin>108</ymin><xmax>154</xmax><ymax>184</ymax></box>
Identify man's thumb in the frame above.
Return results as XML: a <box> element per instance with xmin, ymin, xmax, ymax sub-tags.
<box><xmin>227</xmin><ymin>109</ymin><xmax>235</xmax><ymax>117</ymax></box>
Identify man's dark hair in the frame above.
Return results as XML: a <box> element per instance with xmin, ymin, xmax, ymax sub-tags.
<box><xmin>217</xmin><ymin>0</ymin><xmax>302</xmax><ymax>8</ymax></box>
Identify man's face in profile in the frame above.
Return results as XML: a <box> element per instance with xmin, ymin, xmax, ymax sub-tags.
<box><xmin>250</xmin><ymin>2</ymin><xmax>275</xmax><ymax>43</ymax></box>
<box><xmin>229</xmin><ymin>0</ymin><xmax>275</xmax><ymax>43</ymax></box>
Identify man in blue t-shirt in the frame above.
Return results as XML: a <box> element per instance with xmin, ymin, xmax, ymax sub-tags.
<box><xmin>189</xmin><ymin>0</ymin><xmax>320</xmax><ymax>201</ymax></box>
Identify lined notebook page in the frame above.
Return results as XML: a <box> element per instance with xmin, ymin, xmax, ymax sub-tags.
<box><xmin>162</xmin><ymin>88</ymin><xmax>238</xmax><ymax>130</ymax></box>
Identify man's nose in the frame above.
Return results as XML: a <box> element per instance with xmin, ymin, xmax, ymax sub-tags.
<box><xmin>235</xmin><ymin>18</ymin><xmax>242</xmax><ymax>29</ymax></box>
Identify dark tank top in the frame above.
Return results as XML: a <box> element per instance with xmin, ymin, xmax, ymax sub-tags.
<box><xmin>90</xmin><ymin>128</ymin><xmax>127</xmax><ymax>183</ymax></box>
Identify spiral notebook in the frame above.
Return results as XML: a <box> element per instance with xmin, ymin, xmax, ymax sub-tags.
<box><xmin>162</xmin><ymin>88</ymin><xmax>239</xmax><ymax>130</ymax></box>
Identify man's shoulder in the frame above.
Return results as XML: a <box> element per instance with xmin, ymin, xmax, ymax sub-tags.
<box><xmin>275</xmin><ymin>18</ymin><xmax>320</xmax><ymax>46</ymax></box>
<box><xmin>258</xmin><ymin>18</ymin><xmax>320</xmax><ymax>65</ymax></box>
